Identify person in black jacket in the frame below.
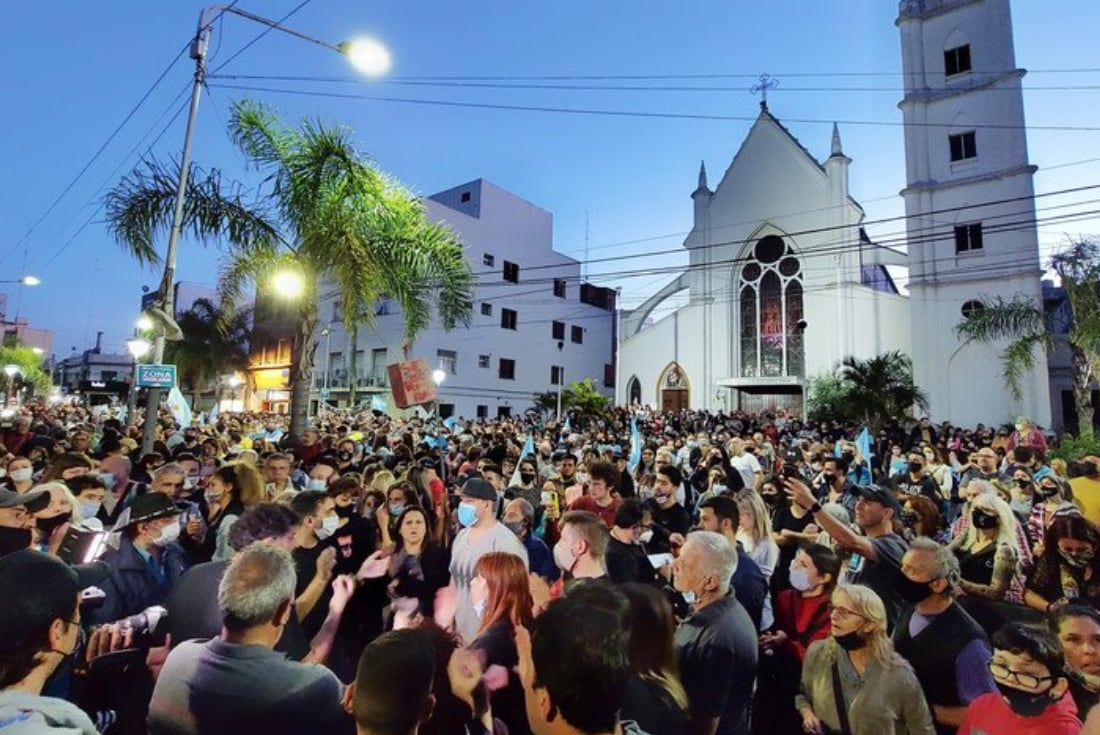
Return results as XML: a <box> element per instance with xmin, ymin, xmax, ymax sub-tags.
<box><xmin>642</xmin><ymin>466</ymin><xmax>692</xmax><ymax>555</ymax></box>
<box><xmin>607</xmin><ymin>499</ymin><xmax>659</xmax><ymax>585</ymax></box>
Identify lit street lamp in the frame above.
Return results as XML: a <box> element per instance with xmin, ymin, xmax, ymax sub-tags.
<box><xmin>0</xmin><ymin>275</ymin><xmax>41</xmax><ymax>286</ymax></box>
<box><xmin>125</xmin><ymin>337</ymin><xmax>152</xmax><ymax>426</ymax></box>
<box><xmin>227</xmin><ymin>374</ymin><xmax>243</xmax><ymax>412</ymax></box>
<box><xmin>139</xmin><ymin>4</ymin><xmax>390</xmax><ymax>455</ymax></box>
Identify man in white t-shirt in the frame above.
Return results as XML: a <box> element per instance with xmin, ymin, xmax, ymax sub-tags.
<box><xmin>729</xmin><ymin>437</ymin><xmax>763</xmax><ymax>490</ymax></box>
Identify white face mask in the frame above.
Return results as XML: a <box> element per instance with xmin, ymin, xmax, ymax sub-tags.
<box><xmin>315</xmin><ymin>513</ymin><xmax>338</xmax><ymax>540</ymax></box>
<box><xmin>77</xmin><ymin>500</ymin><xmax>102</xmax><ymax>520</ymax></box>
<box><xmin>308</xmin><ymin>478</ymin><xmax>327</xmax><ymax>492</ymax></box>
<box><xmin>638</xmin><ymin>529</ymin><xmax>655</xmax><ymax>545</ymax></box>
<box><xmin>9</xmin><ymin>468</ymin><xmax>33</xmax><ymax>483</ymax></box>
<box><xmin>788</xmin><ymin>566</ymin><xmax>815</xmax><ymax>592</ymax></box>
<box><xmin>154</xmin><ymin>521</ymin><xmax>181</xmax><ymax>547</ymax></box>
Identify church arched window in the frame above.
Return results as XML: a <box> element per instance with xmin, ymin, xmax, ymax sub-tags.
<box><xmin>738</xmin><ymin>235</ymin><xmax>804</xmax><ymax>378</ymax></box>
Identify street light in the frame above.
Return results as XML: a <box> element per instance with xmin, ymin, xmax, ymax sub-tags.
<box><xmin>135</xmin><ymin>314</ymin><xmax>154</xmax><ymax>331</ymax></box>
<box><xmin>125</xmin><ymin>338</ymin><xmax>152</xmax><ymax>427</ymax></box>
<box><xmin>272</xmin><ymin>270</ymin><xmax>305</xmax><ymax>299</ymax></box>
<box><xmin>431</xmin><ymin>368</ymin><xmax>446</xmax><ymax>419</ymax></box>
<box><xmin>340</xmin><ymin>38</ymin><xmax>391</xmax><ymax>76</ymax></box>
<box><xmin>139</xmin><ymin>4</ymin><xmax>391</xmax><ymax>455</ymax></box>
<box><xmin>0</xmin><ymin>276</ymin><xmax>41</xmax><ymax>286</ymax></box>
<box><xmin>227</xmin><ymin>374</ymin><xmax>243</xmax><ymax>411</ymax></box>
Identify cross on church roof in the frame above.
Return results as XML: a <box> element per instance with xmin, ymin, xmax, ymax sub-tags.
<box><xmin>750</xmin><ymin>73</ymin><xmax>779</xmax><ymax>110</ymax></box>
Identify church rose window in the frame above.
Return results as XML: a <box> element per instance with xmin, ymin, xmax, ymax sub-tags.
<box><xmin>738</xmin><ymin>235</ymin><xmax>804</xmax><ymax>378</ymax></box>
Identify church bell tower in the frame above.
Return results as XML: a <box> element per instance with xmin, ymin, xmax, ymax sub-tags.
<box><xmin>897</xmin><ymin>0</ymin><xmax>1050</xmax><ymax>427</ymax></box>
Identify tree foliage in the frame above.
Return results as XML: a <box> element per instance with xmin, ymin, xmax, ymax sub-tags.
<box><xmin>106</xmin><ymin>99</ymin><xmax>474</xmax><ymax>437</ymax></box>
<box><xmin>0</xmin><ymin>339</ymin><xmax>50</xmax><ymax>395</ymax></box>
<box><xmin>807</xmin><ymin>352</ymin><xmax>928</xmax><ymax>429</ymax></box>
<box><xmin>163</xmin><ymin>298</ymin><xmax>250</xmax><ymax>409</ymax></box>
<box><xmin>532</xmin><ymin>378</ymin><xmax>612</xmax><ymax>418</ymax></box>
<box><xmin>955</xmin><ymin>239</ymin><xmax>1100</xmax><ymax>437</ymax></box>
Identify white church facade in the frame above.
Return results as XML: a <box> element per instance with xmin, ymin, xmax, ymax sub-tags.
<box><xmin>618</xmin><ymin>0</ymin><xmax>1053</xmax><ymax>429</ymax></box>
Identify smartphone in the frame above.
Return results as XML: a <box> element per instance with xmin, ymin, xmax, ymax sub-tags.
<box><xmin>56</xmin><ymin>527</ymin><xmax>109</xmax><ymax>565</ymax></box>
<box><xmin>540</xmin><ymin>490</ymin><xmax>560</xmax><ymax>516</ymax></box>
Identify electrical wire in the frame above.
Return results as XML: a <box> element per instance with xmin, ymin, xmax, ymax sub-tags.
<box><xmin>205</xmin><ymin>81</ymin><xmax>1100</xmax><ymax>133</ymax></box>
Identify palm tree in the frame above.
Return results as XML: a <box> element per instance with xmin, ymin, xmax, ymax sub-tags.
<box><xmin>106</xmin><ymin>99</ymin><xmax>474</xmax><ymax>437</ymax></box>
<box><xmin>955</xmin><ymin>239</ymin><xmax>1100</xmax><ymax>437</ymax></box>
<box><xmin>837</xmin><ymin>351</ymin><xmax>928</xmax><ymax>429</ymax></box>
<box><xmin>163</xmin><ymin>298</ymin><xmax>250</xmax><ymax>409</ymax></box>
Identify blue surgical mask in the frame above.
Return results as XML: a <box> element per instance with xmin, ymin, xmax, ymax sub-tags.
<box><xmin>307</xmin><ymin>478</ymin><xmax>326</xmax><ymax>492</ymax></box>
<box><xmin>98</xmin><ymin>472</ymin><xmax>117</xmax><ymax>491</ymax></box>
<box><xmin>457</xmin><ymin>501</ymin><xmax>478</xmax><ymax>528</ymax></box>
<box><xmin>389</xmin><ymin>502</ymin><xmax>406</xmax><ymax>517</ymax></box>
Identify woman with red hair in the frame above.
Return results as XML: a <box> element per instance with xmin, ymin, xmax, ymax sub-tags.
<box><xmin>469</xmin><ymin>551</ymin><xmax>534</xmax><ymax>735</ymax></box>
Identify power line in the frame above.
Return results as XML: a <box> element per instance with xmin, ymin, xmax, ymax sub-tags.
<box><xmin>205</xmin><ymin>82</ymin><xmax>1100</xmax><ymax>133</ymax></box>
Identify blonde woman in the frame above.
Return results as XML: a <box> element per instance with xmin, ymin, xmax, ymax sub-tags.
<box><xmin>797</xmin><ymin>584</ymin><xmax>934</xmax><ymax>735</ymax></box>
<box><xmin>949</xmin><ymin>493</ymin><xmax>1022</xmax><ymax>603</ymax></box>
<box><xmin>734</xmin><ymin>489</ymin><xmax>779</xmax><ymax>581</ymax></box>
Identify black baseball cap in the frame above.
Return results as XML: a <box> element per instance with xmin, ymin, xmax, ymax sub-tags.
<box><xmin>0</xmin><ymin>487</ymin><xmax>49</xmax><ymax>514</ymax></box>
<box><xmin>854</xmin><ymin>484</ymin><xmax>903</xmax><ymax>515</ymax></box>
<box><xmin>0</xmin><ymin>551</ymin><xmax>109</xmax><ymax>650</ymax></box>
<box><xmin>461</xmin><ymin>478</ymin><xmax>497</xmax><ymax>501</ymax></box>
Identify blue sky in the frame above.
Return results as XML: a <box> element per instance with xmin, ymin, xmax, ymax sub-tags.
<box><xmin>3</xmin><ymin>1</ymin><xmax>1099</xmax><ymax>358</ymax></box>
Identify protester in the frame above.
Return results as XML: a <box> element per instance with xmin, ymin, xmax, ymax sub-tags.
<box><xmin>502</xmin><ymin>497</ymin><xmax>558</xmax><ymax>583</ymax></box>
<box><xmin>619</xmin><ymin>583</ymin><xmax>689</xmax><ymax>735</ymax></box>
<box><xmin>605</xmin><ymin>499</ymin><xmax>656</xmax><ymax>585</ymax></box>
<box><xmin>553</xmin><ymin>510</ymin><xmax>609</xmax><ymax>591</ymax></box>
<box><xmin>696</xmin><ymin>494</ymin><xmax>769</xmax><ymax>631</ymax></box>
<box><xmin>1024</xmin><ymin>514</ymin><xmax>1100</xmax><ymax>612</ymax></box>
<box><xmin>384</xmin><ymin>504</ymin><xmax>451</xmax><ymax>624</ymax></box>
<box><xmin>148</xmin><ymin>544</ymin><xmax>354</xmax><ymax>734</ymax></box>
<box><xmin>796</xmin><ymin>583</ymin><xmax>934</xmax><ymax>735</ymax></box>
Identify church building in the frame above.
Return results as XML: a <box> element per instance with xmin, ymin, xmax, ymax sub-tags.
<box><xmin>617</xmin><ymin>0</ymin><xmax>1053</xmax><ymax>429</ymax></box>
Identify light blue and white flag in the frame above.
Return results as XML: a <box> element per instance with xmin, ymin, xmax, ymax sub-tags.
<box><xmin>370</xmin><ymin>394</ymin><xmax>387</xmax><ymax>412</ymax></box>
<box><xmin>510</xmin><ymin>434</ymin><xmax>535</xmax><ymax>486</ymax></box>
<box><xmin>443</xmin><ymin>416</ymin><xmax>458</xmax><ymax>432</ymax></box>
<box><xmin>628</xmin><ymin>415</ymin><xmax>643</xmax><ymax>473</ymax></box>
<box><xmin>166</xmin><ymin>386</ymin><xmax>193</xmax><ymax>428</ymax></box>
<box><xmin>856</xmin><ymin>426</ymin><xmax>874</xmax><ymax>482</ymax></box>
<box><xmin>208</xmin><ymin>401</ymin><xmax>219</xmax><ymax>424</ymax></box>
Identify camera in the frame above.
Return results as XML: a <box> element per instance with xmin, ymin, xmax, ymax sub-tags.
<box><xmin>780</xmin><ymin>448</ymin><xmax>805</xmax><ymax>482</ymax></box>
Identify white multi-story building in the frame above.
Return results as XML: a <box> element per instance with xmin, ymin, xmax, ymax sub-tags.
<box><xmin>314</xmin><ymin>178</ymin><xmax>617</xmax><ymax>420</ymax></box>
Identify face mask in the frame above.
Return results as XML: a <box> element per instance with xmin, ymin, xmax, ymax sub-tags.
<box><xmin>833</xmin><ymin>630</ymin><xmax>865</xmax><ymax>651</ymax></box>
<box><xmin>995</xmin><ymin>681</ymin><xmax>1057</xmax><ymax>718</ymax></box>
<box><xmin>9</xmin><ymin>468</ymin><xmax>33</xmax><ymax>483</ymax></box>
<box><xmin>456</xmin><ymin>502</ymin><xmax>478</xmax><ymax>528</ymax></box>
<box><xmin>36</xmin><ymin>512</ymin><xmax>73</xmax><ymax>535</ymax></box>
<box><xmin>896</xmin><ymin>573</ymin><xmax>938</xmax><ymax>605</ymax></box>
<box><xmin>154</xmin><ymin>521</ymin><xmax>181</xmax><ymax>547</ymax></box>
<box><xmin>899</xmin><ymin>510</ymin><xmax>918</xmax><ymax>527</ymax></box>
<box><xmin>520</xmin><ymin>472</ymin><xmax>536</xmax><ymax>484</ymax></box>
<box><xmin>654</xmin><ymin>493</ymin><xmax>671</xmax><ymax>505</ymax></box>
<box><xmin>1016</xmin><ymin>478</ymin><xmax>1032</xmax><ymax>489</ymax></box>
<box><xmin>822</xmin><ymin>472</ymin><xmax>836</xmax><ymax>481</ymax></box>
<box><xmin>638</xmin><ymin>529</ymin><xmax>654</xmax><ymax>545</ymax></box>
<box><xmin>760</xmin><ymin>493</ymin><xmax>780</xmax><ymax>507</ymax></box>
<box><xmin>1059</xmin><ymin>548</ymin><xmax>1095</xmax><ymax>568</ymax></box>
<box><xmin>553</xmin><ymin>540</ymin><xmax>577</xmax><ymax>574</ymax></box>
<box><xmin>388</xmin><ymin>502</ymin><xmax>406</xmax><ymax>517</ymax></box>
<box><xmin>503</xmin><ymin>519</ymin><xmax>525</xmax><ymax>537</ymax></box>
<box><xmin>473</xmin><ymin>598</ymin><xmax>487</xmax><ymax>619</ymax></box>
<box><xmin>315</xmin><ymin>514</ymin><xmax>338</xmax><ymax>540</ymax></box>
<box><xmin>337</xmin><ymin>451</ymin><xmax>353</xmax><ymax>463</ymax></box>
<box><xmin>204</xmin><ymin>491</ymin><xmax>223</xmax><ymax>506</ymax></box>
<box><xmin>1038</xmin><ymin>484</ymin><xmax>1059</xmax><ymax>498</ymax></box>
<box><xmin>908</xmin><ymin>461</ymin><xmax>923</xmax><ymax>474</ymax></box>
<box><xmin>183</xmin><ymin>475</ymin><xmax>199</xmax><ymax>490</ymax></box>
<box><xmin>308</xmin><ymin>478</ymin><xmax>327</xmax><ymax>492</ymax></box>
<box><xmin>681</xmin><ymin>590</ymin><xmax>697</xmax><ymax>605</ymax></box>
<box><xmin>334</xmin><ymin>504</ymin><xmax>355</xmax><ymax>519</ymax></box>
<box><xmin>77</xmin><ymin>500</ymin><xmax>102</xmax><ymax>520</ymax></box>
<box><xmin>789</xmin><ymin>566</ymin><xmax>816</xmax><ymax>592</ymax></box>
<box><xmin>0</xmin><ymin>526</ymin><xmax>32</xmax><ymax>556</ymax></box>
<box><xmin>363</xmin><ymin>505</ymin><xmax>376</xmax><ymax>520</ymax></box>
<box><xmin>971</xmin><ymin>510</ymin><xmax>999</xmax><ymax>530</ymax></box>
<box><xmin>1068</xmin><ymin>666</ymin><xmax>1100</xmax><ymax>692</ymax></box>
<box><xmin>98</xmin><ymin>472</ymin><xmax>117</xmax><ymax>491</ymax></box>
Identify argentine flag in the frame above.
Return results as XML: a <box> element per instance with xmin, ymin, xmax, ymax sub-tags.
<box><xmin>166</xmin><ymin>386</ymin><xmax>193</xmax><ymax>428</ymax></box>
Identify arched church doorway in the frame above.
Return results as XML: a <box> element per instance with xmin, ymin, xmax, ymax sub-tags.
<box><xmin>626</xmin><ymin>375</ymin><xmax>642</xmax><ymax>407</ymax></box>
<box><xmin>657</xmin><ymin>363</ymin><xmax>690</xmax><ymax>413</ymax></box>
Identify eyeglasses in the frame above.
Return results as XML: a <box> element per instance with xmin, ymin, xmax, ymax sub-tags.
<box><xmin>830</xmin><ymin>606</ymin><xmax>866</xmax><ymax>621</ymax></box>
<box><xmin>989</xmin><ymin>662</ymin><xmax>1054</xmax><ymax>690</ymax></box>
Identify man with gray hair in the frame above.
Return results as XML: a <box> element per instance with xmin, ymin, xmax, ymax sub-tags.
<box><xmin>672</xmin><ymin>531</ymin><xmax>758</xmax><ymax>735</ymax></box>
<box><xmin>893</xmin><ymin>536</ymin><xmax>997</xmax><ymax>735</ymax></box>
<box><xmin>148</xmin><ymin>544</ymin><xmax>354</xmax><ymax>735</ymax></box>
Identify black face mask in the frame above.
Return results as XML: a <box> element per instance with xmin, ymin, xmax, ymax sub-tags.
<box><xmin>337</xmin><ymin>451</ymin><xmax>353</xmax><ymax>463</ymax></box>
<box><xmin>995</xmin><ymin>681</ymin><xmax>1057</xmax><ymax>718</ymax></box>
<box><xmin>896</xmin><ymin>574</ymin><xmax>938</xmax><ymax>605</ymax></box>
<box><xmin>1037</xmin><ymin>484</ymin><xmax>1060</xmax><ymax>498</ymax></box>
<box><xmin>899</xmin><ymin>510</ymin><xmax>919</xmax><ymax>527</ymax></box>
<box><xmin>908</xmin><ymin>461</ymin><xmax>923</xmax><ymax>474</ymax></box>
<box><xmin>971</xmin><ymin>510</ymin><xmax>999</xmax><ymax>530</ymax></box>
<box><xmin>833</xmin><ymin>631</ymin><xmax>865</xmax><ymax>651</ymax></box>
<box><xmin>760</xmin><ymin>493</ymin><xmax>780</xmax><ymax>507</ymax></box>
<box><xmin>520</xmin><ymin>472</ymin><xmax>536</xmax><ymax>484</ymax></box>
<box><xmin>0</xmin><ymin>526</ymin><xmax>32</xmax><ymax>556</ymax></box>
<box><xmin>35</xmin><ymin>512</ymin><xmax>73</xmax><ymax>535</ymax></box>
<box><xmin>334</xmin><ymin>504</ymin><xmax>355</xmax><ymax>519</ymax></box>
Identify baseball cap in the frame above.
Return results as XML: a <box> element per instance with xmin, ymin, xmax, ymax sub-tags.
<box><xmin>854</xmin><ymin>484</ymin><xmax>903</xmax><ymax>515</ymax></box>
<box><xmin>0</xmin><ymin>550</ymin><xmax>107</xmax><ymax>651</ymax></box>
<box><xmin>461</xmin><ymin>478</ymin><xmax>497</xmax><ymax>501</ymax></box>
<box><xmin>0</xmin><ymin>486</ymin><xmax>50</xmax><ymax>514</ymax></box>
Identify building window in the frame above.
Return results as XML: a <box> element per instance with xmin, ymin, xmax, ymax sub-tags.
<box><xmin>497</xmin><ymin>406</ymin><xmax>512</xmax><ymax>418</ymax></box>
<box><xmin>954</xmin><ymin>223</ymin><xmax>984</xmax><ymax>253</ymax></box>
<box><xmin>436</xmin><ymin>349</ymin><xmax>457</xmax><ymax>374</ymax></box>
<box><xmin>499</xmin><ymin>358</ymin><xmax>516</xmax><ymax>380</ymax></box>
<box><xmin>944</xmin><ymin>44</ymin><xmax>972</xmax><ymax>77</ymax></box>
<box><xmin>551</xmin><ymin>365</ymin><xmax>563</xmax><ymax>385</ymax></box>
<box><xmin>483</xmin><ymin>253</ymin><xmax>494</xmax><ymax>267</ymax></box>
<box><xmin>949</xmin><ymin>131</ymin><xmax>977</xmax><ymax>162</ymax></box>
<box><xmin>571</xmin><ymin>325</ymin><xmax>583</xmax><ymax>344</ymax></box>
<box><xmin>738</xmin><ymin>235</ymin><xmax>804</xmax><ymax>378</ymax></box>
<box><xmin>476</xmin><ymin>404</ymin><xmax>488</xmax><ymax>418</ymax></box>
<box><xmin>480</xmin><ymin>302</ymin><xmax>492</xmax><ymax>317</ymax></box>
<box><xmin>461</xmin><ymin>191</ymin><xmax>472</xmax><ymax>203</ymax></box>
<box><xmin>604</xmin><ymin>364</ymin><xmax>615</xmax><ymax>388</ymax></box>
<box><xmin>331</xmin><ymin>301</ymin><xmax>342</xmax><ymax>322</ymax></box>
<box><xmin>961</xmin><ymin>300</ymin><xmax>986</xmax><ymax>319</ymax></box>
<box><xmin>501</xmin><ymin>308</ymin><xmax>518</xmax><ymax>330</ymax></box>
<box><xmin>553</xmin><ymin>279</ymin><xmax>567</xmax><ymax>298</ymax></box>
<box><xmin>503</xmin><ymin>261</ymin><xmax>520</xmax><ymax>283</ymax></box>
<box><xmin>375</xmin><ymin>298</ymin><xmax>392</xmax><ymax>316</ymax></box>
<box><xmin>478</xmin><ymin>354</ymin><xmax>490</xmax><ymax>369</ymax></box>
<box><xmin>551</xmin><ymin>321</ymin><xmax>565</xmax><ymax>340</ymax></box>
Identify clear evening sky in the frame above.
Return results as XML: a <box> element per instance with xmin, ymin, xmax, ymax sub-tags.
<box><xmin>3</xmin><ymin>1</ymin><xmax>1099</xmax><ymax>359</ymax></box>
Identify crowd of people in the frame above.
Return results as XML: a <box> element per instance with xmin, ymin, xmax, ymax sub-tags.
<box><xmin>1</xmin><ymin>402</ymin><xmax>1100</xmax><ymax>734</ymax></box>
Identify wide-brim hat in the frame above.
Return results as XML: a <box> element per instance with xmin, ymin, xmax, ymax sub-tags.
<box><xmin>112</xmin><ymin>492</ymin><xmax>181</xmax><ymax>531</ymax></box>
